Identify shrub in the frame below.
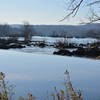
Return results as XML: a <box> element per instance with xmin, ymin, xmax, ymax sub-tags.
<box><xmin>0</xmin><ymin>72</ymin><xmax>15</xmax><ymax>100</ymax></box>
<box><xmin>33</xmin><ymin>40</ymin><xmax>47</xmax><ymax>48</ymax></box>
<box><xmin>53</xmin><ymin>49</ymin><xmax>72</xmax><ymax>56</ymax></box>
<box><xmin>54</xmin><ymin>40</ymin><xmax>76</xmax><ymax>49</ymax></box>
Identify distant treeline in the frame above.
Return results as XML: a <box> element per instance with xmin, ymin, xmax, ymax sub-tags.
<box><xmin>0</xmin><ymin>24</ymin><xmax>100</xmax><ymax>38</ymax></box>
<box><xmin>0</xmin><ymin>24</ymin><xmax>37</xmax><ymax>37</ymax></box>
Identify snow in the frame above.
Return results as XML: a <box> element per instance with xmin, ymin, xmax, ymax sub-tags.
<box><xmin>10</xmin><ymin>46</ymin><xmax>57</xmax><ymax>55</ymax></box>
<box><xmin>17</xmin><ymin>36</ymin><xmax>99</xmax><ymax>44</ymax></box>
<box><xmin>0</xmin><ymin>50</ymin><xmax>100</xmax><ymax>100</ymax></box>
<box><xmin>0</xmin><ymin>36</ymin><xmax>99</xmax><ymax>45</ymax></box>
<box><xmin>32</xmin><ymin>36</ymin><xmax>99</xmax><ymax>44</ymax></box>
<box><xmin>68</xmin><ymin>37</ymin><xmax>99</xmax><ymax>44</ymax></box>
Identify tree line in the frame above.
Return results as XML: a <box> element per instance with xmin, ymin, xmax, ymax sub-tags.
<box><xmin>0</xmin><ymin>22</ymin><xmax>37</xmax><ymax>43</ymax></box>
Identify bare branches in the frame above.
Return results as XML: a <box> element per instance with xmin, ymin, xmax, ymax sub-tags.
<box><xmin>60</xmin><ymin>0</ymin><xmax>84</xmax><ymax>22</ymax></box>
<box><xmin>87</xmin><ymin>0</ymin><xmax>100</xmax><ymax>6</ymax></box>
<box><xmin>88</xmin><ymin>8</ymin><xmax>100</xmax><ymax>23</ymax></box>
<box><xmin>61</xmin><ymin>0</ymin><xmax>100</xmax><ymax>23</ymax></box>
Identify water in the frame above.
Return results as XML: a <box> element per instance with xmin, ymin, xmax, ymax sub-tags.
<box><xmin>0</xmin><ymin>50</ymin><xmax>100</xmax><ymax>100</ymax></box>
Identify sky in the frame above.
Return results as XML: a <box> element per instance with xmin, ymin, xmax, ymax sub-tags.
<box><xmin>0</xmin><ymin>0</ymin><xmax>86</xmax><ymax>25</ymax></box>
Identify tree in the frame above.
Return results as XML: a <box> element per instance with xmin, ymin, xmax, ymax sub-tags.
<box><xmin>22</xmin><ymin>21</ymin><xmax>32</xmax><ymax>44</ymax></box>
<box><xmin>0</xmin><ymin>24</ymin><xmax>11</xmax><ymax>36</ymax></box>
<box><xmin>61</xmin><ymin>0</ymin><xmax>100</xmax><ymax>23</ymax></box>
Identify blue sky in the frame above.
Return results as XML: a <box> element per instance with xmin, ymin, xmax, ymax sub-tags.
<box><xmin>0</xmin><ymin>0</ymin><xmax>86</xmax><ymax>25</ymax></box>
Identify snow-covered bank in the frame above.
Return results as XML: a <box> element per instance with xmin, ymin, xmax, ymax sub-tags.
<box><xmin>0</xmin><ymin>50</ymin><xmax>100</xmax><ymax>100</ymax></box>
<box><xmin>33</xmin><ymin>36</ymin><xmax>99</xmax><ymax>44</ymax></box>
<box><xmin>18</xmin><ymin>36</ymin><xmax>99</xmax><ymax>44</ymax></box>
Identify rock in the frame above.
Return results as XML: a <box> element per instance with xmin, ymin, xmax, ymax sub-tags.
<box><xmin>53</xmin><ymin>49</ymin><xmax>72</xmax><ymax>56</ymax></box>
<box><xmin>73</xmin><ymin>47</ymin><xmax>100</xmax><ymax>57</ymax></box>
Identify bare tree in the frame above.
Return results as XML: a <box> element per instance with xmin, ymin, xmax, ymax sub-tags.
<box><xmin>60</xmin><ymin>0</ymin><xmax>100</xmax><ymax>23</ymax></box>
<box><xmin>22</xmin><ymin>21</ymin><xmax>32</xmax><ymax>44</ymax></box>
<box><xmin>0</xmin><ymin>24</ymin><xmax>11</xmax><ymax>36</ymax></box>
